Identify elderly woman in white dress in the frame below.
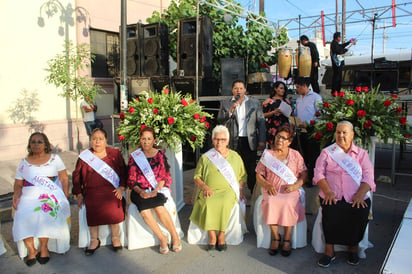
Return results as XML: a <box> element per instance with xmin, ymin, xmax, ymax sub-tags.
<box><xmin>12</xmin><ymin>132</ymin><xmax>70</xmax><ymax>267</ymax></box>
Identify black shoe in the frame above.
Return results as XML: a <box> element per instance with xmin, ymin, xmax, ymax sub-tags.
<box><xmin>347</xmin><ymin>252</ymin><xmax>360</xmax><ymax>266</ymax></box>
<box><xmin>318</xmin><ymin>254</ymin><xmax>336</xmax><ymax>268</ymax></box>
<box><xmin>281</xmin><ymin>240</ymin><xmax>292</xmax><ymax>257</ymax></box>
<box><xmin>207</xmin><ymin>244</ymin><xmax>216</xmax><ymax>251</ymax></box>
<box><xmin>216</xmin><ymin>243</ymin><xmax>227</xmax><ymax>252</ymax></box>
<box><xmin>112</xmin><ymin>245</ymin><xmax>123</xmax><ymax>252</ymax></box>
<box><xmin>37</xmin><ymin>254</ymin><xmax>50</xmax><ymax>265</ymax></box>
<box><xmin>85</xmin><ymin>238</ymin><xmax>101</xmax><ymax>256</ymax></box>
<box><xmin>24</xmin><ymin>255</ymin><xmax>37</xmax><ymax>267</ymax></box>
<box><xmin>268</xmin><ymin>236</ymin><xmax>281</xmax><ymax>256</ymax></box>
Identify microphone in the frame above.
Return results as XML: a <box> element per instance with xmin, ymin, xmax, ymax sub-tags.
<box><xmin>234</xmin><ymin>94</ymin><xmax>240</xmax><ymax>102</ymax></box>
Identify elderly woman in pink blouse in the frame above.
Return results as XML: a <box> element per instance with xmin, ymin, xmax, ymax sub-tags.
<box><xmin>313</xmin><ymin>121</ymin><xmax>376</xmax><ymax>268</ymax></box>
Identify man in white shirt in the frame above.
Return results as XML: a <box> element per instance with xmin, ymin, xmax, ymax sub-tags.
<box><xmin>81</xmin><ymin>97</ymin><xmax>99</xmax><ymax>136</ymax></box>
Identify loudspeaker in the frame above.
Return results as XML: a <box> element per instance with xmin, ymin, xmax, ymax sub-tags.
<box><xmin>151</xmin><ymin>76</ymin><xmax>170</xmax><ymax>92</ymax></box>
<box><xmin>172</xmin><ymin>76</ymin><xmax>218</xmax><ymax>97</ymax></box>
<box><xmin>177</xmin><ymin>16</ymin><xmax>213</xmax><ymax>78</ymax></box>
<box><xmin>130</xmin><ymin>77</ymin><xmax>153</xmax><ymax>97</ymax></box>
<box><xmin>126</xmin><ymin>24</ymin><xmax>143</xmax><ymax>76</ymax></box>
<box><xmin>221</xmin><ymin>58</ymin><xmax>245</xmax><ymax>95</ymax></box>
<box><xmin>142</xmin><ymin>23</ymin><xmax>169</xmax><ymax>77</ymax></box>
<box><xmin>373</xmin><ymin>70</ymin><xmax>398</xmax><ymax>91</ymax></box>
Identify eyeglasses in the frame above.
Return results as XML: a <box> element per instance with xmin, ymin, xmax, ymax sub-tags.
<box><xmin>213</xmin><ymin>138</ymin><xmax>228</xmax><ymax>142</ymax></box>
<box><xmin>30</xmin><ymin>140</ymin><xmax>44</xmax><ymax>144</ymax></box>
<box><xmin>275</xmin><ymin>135</ymin><xmax>290</xmax><ymax>141</ymax></box>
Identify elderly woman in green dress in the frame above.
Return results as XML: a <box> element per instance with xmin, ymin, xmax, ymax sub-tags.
<box><xmin>189</xmin><ymin>125</ymin><xmax>247</xmax><ymax>251</ymax></box>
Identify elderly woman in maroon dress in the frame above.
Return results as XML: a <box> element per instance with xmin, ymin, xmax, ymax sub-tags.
<box><xmin>72</xmin><ymin>128</ymin><xmax>127</xmax><ymax>255</ymax></box>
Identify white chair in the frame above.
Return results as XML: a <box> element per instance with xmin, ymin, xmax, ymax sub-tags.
<box><xmin>311</xmin><ymin>207</ymin><xmax>372</xmax><ymax>258</ymax></box>
<box><xmin>254</xmin><ymin>188</ymin><xmax>307</xmax><ymax>249</ymax></box>
<box><xmin>78</xmin><ymin>206</ymin><xmax>127</xmax><ymax>248</ymax></box>
<box><xmin>0</xmin><ymin>222</ymin><xmax>6</xmax><ymax>256</ymax></box>
<box><xmin>126</xmin><ymin>194</ymin><xmax>184</xmax><ymax>250</ymax></box>
<box><xmin>187</xmin><ymin>200</ymin><xmax>248</xmax><ymax>245</ymax></box>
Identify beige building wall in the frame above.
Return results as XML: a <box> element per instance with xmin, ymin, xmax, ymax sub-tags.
<box><xmin>0</xmin><ymin>0</ymin><xmax>170</xmax><ymax>159</ymax></box>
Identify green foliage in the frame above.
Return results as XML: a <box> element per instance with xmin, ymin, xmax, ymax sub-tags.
<box><xmin>8</xmin><ymin>89</ymin><xmax>40</xmax><ymax>124</ymax></box>
<box><xmin>312</xmin><ymin>87</ymin><xmax>411</xmax><ymax>149</ymax></box>
<box><xmin>45</xmin><ymin>41</ymin><xmax>104</xmax><ymax>101</ymax></box>
<box><xmin>147</xmin><ymin>0</ymin><xmax>289</xmax><ymax>79</ymax></box>
<box><xmin>117</xmin><ymin>86</ymin><xmax>213</xmax><ymax>152</ymax></box>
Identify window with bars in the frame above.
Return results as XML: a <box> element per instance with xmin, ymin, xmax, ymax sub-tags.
<box><xmin>90</xmin><ymin>29</ymin><xmax>120</xmax><ymax>78</ymax></box>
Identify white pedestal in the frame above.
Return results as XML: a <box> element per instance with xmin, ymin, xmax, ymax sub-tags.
<box><xmin>164</xmin><ymin>144</ymin><xmax>185</xmax><ymax>212</ymax></box>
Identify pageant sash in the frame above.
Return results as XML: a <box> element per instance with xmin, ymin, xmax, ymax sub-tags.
<box><xmin>79</xmin><ymin>149</ymin><xmax>119</xmax><ymax>188</ymax></box>
<box><xmin>23</xmin><ymin>174</ymin><xmax>70</xmax><ymax>219</ymax></box>
<box><xmin>259</xmin><ymin>149</ymin><xmax>297</xmax><ymax>185</ymax></box>
<box><xmin>325</xmin><ymin>143</ymin><xmax>370</xmax><ymax>198</ymax></box>
<box><xmin>131</xmin><ymin>149</ymin><xmax>170</xmax><ymax>197</ymax></box>
<box><xmin>205</xmin><ymin>148</ymin><xmax>240</xmax><ymax>201</ymax></box>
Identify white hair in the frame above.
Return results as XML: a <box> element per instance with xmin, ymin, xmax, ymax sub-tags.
<box><xmin>337</xmin><ymin>120</ymin><xmax>354</xmax><ymax>131</ymax></box>
<box><xmin>212</xmin><ymin>125</ymin><xmax>230</xmax><ymax>139</ymax></box>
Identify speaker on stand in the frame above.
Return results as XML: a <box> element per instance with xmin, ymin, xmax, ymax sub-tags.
<box><xmin>142</xmin><ymin>23</ymin><xmax>169</xmax><ymax>77</ymax></box>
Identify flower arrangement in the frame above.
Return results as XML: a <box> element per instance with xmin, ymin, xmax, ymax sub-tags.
<box><xmin>117</xmin><ymin>86</ymin><xmax>213</xmax><ymax>152</ymax></box>
<box><xmin>312</xmin><ymin>86</ymin><xmax>410</xmax><ymax>149</ymax></box>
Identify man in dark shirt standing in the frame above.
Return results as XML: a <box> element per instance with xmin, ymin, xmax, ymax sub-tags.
<box><xmin>300</xmin><ymin>35</ymin><xmax>320</xmax><ymax>93</ymax></box>
<box><xmin>330</xmin><ymin>32</ymin><xmax>354</xmax><ymax>94</ymax></box>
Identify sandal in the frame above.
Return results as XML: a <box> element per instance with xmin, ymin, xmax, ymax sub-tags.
<box><xmin>268</xmin><ymin>234</ymin><xmax>281</xmax><ymax>256</ymax></box>
<box><xmin>159</xmin><ymin>245</ymin><xmax>169</xmax><ymax>254</ymax></box>
<box><xmin>172</xmin><ymin>239</ymin><xmax>182</xmax><ymax>252</ymax></box>
<box><xmin>281</xmin><ymin>239</ymin><xmax>292</xmax><ymax>257</ymax></box>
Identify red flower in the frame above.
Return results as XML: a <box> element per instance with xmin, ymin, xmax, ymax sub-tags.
<box><xmin>404</xmin><ymin>133</ymin><xmax>411</xmax><ymax>138</ymax></box>
<box><xmin>395</xmin><ymin>107</ymin><xmax>402</xmax><ymax>114</ymax></box>
<box><xmin>128</xmin><ymin>107</ymin><xmax>135</xmax><ymax>114</ymax></box>
<box><xmin>338</xmin><ymin>91</ymin><xmax>345</xmax><ymax>97</ymax></box>
<box><xmin>364</xmin><ymin>120</ymin><xmax>373</xmax><ymax>129</ymax></box>
<box><xmin>332</xmin><ymin>91</ymin><xmax>338</xmax><ymax>97</ymax></box>
<box><xmin>167</xmin><ymin>117</ymin><xmax>175</xmax><ymax>125</ymax></box>
<box><xmin>326</xmin><ymin>122</ymin><xmax>334</xmax><ymax>131</ymax></box>
<box><xmin>315</xmin><ymin>132</ymin><xmax>322</xmax><ymax>140</ymax></box>
<box><xmin>310</xmin><ymin>120</ymin><xmax>316</xmax><ymax>125</ymax></box>
<box><xmin>147</xmin><ymin>98</ymin><xmax>154</xmax><ymax>104</ymax></box>
<box><xmin>190</xmin><ymin>135</ymin><xmax>196</xmax><ymax>142</ymax></box>
<box><xmin>190</xmin><ymin>99</ymin><xmax>194</xmax><ymax>103</ymax></box>
<box><xmin>181</xmin><ymin>99</ymin><xmax>189</xmax><ymax>106</ymax></box>
<box><xmin>362</xmin><ymin>86</ymin><xmax>370</xmax><ymax>92</ymax></box>
<box><xmin>205</xmin><ymin>122</ymin><xmax>210</xmax><ymax>129</ymax></box>
<box><xmin>357</xmin><ymin>110</ymin><xmax>366</xmax><ymax>118</ymax></box>
<box><xmin>193</xmin><ymin>113</ymin><xmax>200</xmax><ymax>119</ymax></box>
<box><xmin>399</xmin><ymin>117</ymin><xmax>407</xmax><ymax>126</ymax></box>
<box><xmin>164</xmin><ymin>88</ymin><xmax>170</xmax><ymax>94</ymax></box>
<box><xmin>200</xmin><ymin>116</ymin><xmax>206</xmax><ymax>123</ymax></box>
<box><xmin>118</xmin><ymin>135</ymin><xmax>125</xmax><ymax>141</ymax></box>
<box><xmin>384</xmin><ymin>100</ymin><xmax>392</xmax><ymax>107</ymax></box>
<box><xmin>315</xmin><ymin>111</ymin><xmax>320</xmax><ymax>117</ymax></box>
<box><xmin>355</xmin><ymin>86</ymin><xmax>362</xmax><ymax>92</ymax></box>
<box><xmin>323</xmin><ymin>102</ymin><xmax>330</xmax><ymax>108</ymax></box>
<box><xmin>346</xmin><ymin>99</ymin><xmax>354</xmax><ymax>106</ymax></box>
<box><xmin>140</xmin><ymin>124</ymin><xmax>147</xmax><ymax>130</ymax></box>
<box><xmin>391</xmin><ymin>94</ymin><xmax>398</xmax><ymax>100</ymax></box>
<box><xmin>119</xmin><ymin>112</ymin><xmax>125</xmax><ymax>120</ymax></box>
<box><xmin>153</xmin><ymin>108</ymin><xmax>159</xmax><ymax>114</ymax></box>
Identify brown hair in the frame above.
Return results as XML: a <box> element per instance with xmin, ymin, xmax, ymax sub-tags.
<box><xmin>274</xmin><ymin>126</ymin><xmax>295</xmax><ymax>143</ymax></box>
<box><xmin>27</xmin><ymin>132</ymin><xmax>52</xmax><ymax>156</ymax></box>
<box><xmin>91</xmin><ymin>128</ymin><xmax>107</xmax><ymax>139</ymax></box>
<box><xmin>139</xmin><ymin>126</ymin><xmax>158</xmax><ymax>148</ymax></box>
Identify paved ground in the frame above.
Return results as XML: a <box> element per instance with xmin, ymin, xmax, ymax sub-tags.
<box><xmin>0</xmin><ymin>144</ymin><xmax>411</xmax><ymax>273</ymax></box>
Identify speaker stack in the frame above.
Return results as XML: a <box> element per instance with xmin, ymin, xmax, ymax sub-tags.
<box><xmin>172</xmin><ymin>16</ymin><xmax>217</xmax><ymax>97</ymax></box>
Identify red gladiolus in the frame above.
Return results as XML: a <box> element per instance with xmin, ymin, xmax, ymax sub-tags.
<box><xmin>404</xmin><ymin>133</ymin><xmax>411</xmax><ymax>138</ymax></box>
<box><xmin>391</xmin><ymin>94</ymin><xmax>398</xmax><ymax>99</ymax></box>
<box><xmin>193</xmin><ymin>113</ymin><xmax>200</xmax><ymax>119</ymax></box>
<box><xmin>190</xmin><ymin>135</ymin><xmax>196</xmax><ymax>142</ymax></box>
<box><xmin>355</xmin><ymin>86</ymin><xmax>362</xmax><ymax>92</ymax></box>
<box><xmin>168</xmin><ymin>117</ymin><xmax>175</xmax><ymax>125</ymax></box>
<box><xmin>164</xmin><ymin>88</ymin><xmax>170</xmax><ymax>94</ymax></box>
<box><xmin>140</xmin><ymin>124</ymin><xmax>147</xmax><ymax>130</ymax></box>
<box><xmin>364</xmin><ymin>120</ymin><xmax>373</xmax><ymax>129</ymax></box>
<box><xmin>119</xmin><ymin>112</ymin><xmax>125</xmax><ymax>120</ymax></box>
<box><xmin>357</xmin><ymin>110</ymin><xmax>366</xmax><ymax>118</ymax></box>
<box><xmin>326</xmin><ymin>122</ymin><xmax>334</xmax><ymax>131</ymax></box>
<box><xmin>346</xmin><ymin>99</ymin><xmax>354</xmax><ymax>106</ymax></box>
<box><xmin>384</xmin><ymin>100</ymin><xmax>392</xmax><ymax>107</ymax></box>
<box><xmin>332</xmin><ymin>91</ymin><xmax>338</xmax><ymax>97</ymax></box>
<box><xmin>310</xmin><ymin>120</ymin><xmax>316</xmax><ymax>125</ymax></box>
<box><xmin>181</xmin><ymin>99</ymin><xmax>189</xmax><ymax>106</ymax></box>
<box><xmin>315</xmin><ymin>132</ymin><xmax>322</xmax><ymax>140</ymax></box>
<box><xmin>147</xmin><ymin>98</ymin><xmax>154</xmax><ymax>104</ymax></box>
<box><xmin>205</xmin><ymin>122</ymin><xmax>210</xmax><ymax>129</ymax></box>
<box><xmin>362</xmin><ymin>87</ymin><xmax>369</xmax><ymax>92</ymax></box>
<box><xmin>118</xmin><ymin>135</ymin><xmax>125</xmax><ymax>141</ymax></box>
<box><xmin>399</xmin><ymin>117</ymin><xmax>407</xmax><ymax>125</ymax></box>
<box><xmin>338</xmin><ymin>91</ymin><xmax>345</xmax><ymax>97</ymax></box>
<box><xmin>128</xmin><ymin>107</ymin><xmax>135</xmax><ymax>114</ymax></box>
<box><xmin>395</xmin><ymin>107</ymin><xmax>402</xmax><ymax>114</ymax></box>
<box><xmin>153</xmin><ymin>108</ymin><xmax>159</xmax><ymax>114</ymax></box>
<box><xmin>323</xmin><ymin>102</ymin><xmax>330</xmax><ymax>108</ymax></box>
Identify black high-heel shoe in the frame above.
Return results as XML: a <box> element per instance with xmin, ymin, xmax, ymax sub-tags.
<box><xmin>268</xmin><ymin>234</ymin><xmax>281</xmax><ymax>256</ymax></box>
<box><xmin>85</xmin><ymin>238</ymin><xmax>101</xmax><ymax>256</ymax></box>
<box><xmin>24</xmin><ymin>254</ymin><xmax>38</xmax><ymax>267</ymax></box>
<box><xmin>281</xmin><ymin>239</ymin><xmax>292</xmax><ymax>257</ymax></box>
<box><xmin>111</xmin><ymin>236</ymin><xmax>123</xmax><ymax>252</ymax></box>
<box><xmin>36</xmin><ymin>252</ymin><xmax>50</xmax><ymax>264</ymax></box>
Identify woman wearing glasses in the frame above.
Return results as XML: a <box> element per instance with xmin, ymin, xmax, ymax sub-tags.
<box><xmin>255</xmin><ymin>126</ymin><xmax>307</xmax><ymax>257</ymax></box>
<box><xmin>12</xmin><ymin>132</ymin><xmax>70</xmax><ymax>266</ymax></box>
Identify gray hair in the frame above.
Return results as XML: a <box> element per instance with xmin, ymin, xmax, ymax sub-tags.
<box><xmin>212</xmin><ymin>125</ymin><xmax>230</xmax><ymax>139</ymax></box>
<box><xmin>337</xmin><ymin>121</ymin><xmax>354</xmax><ymax>131</ymax></box>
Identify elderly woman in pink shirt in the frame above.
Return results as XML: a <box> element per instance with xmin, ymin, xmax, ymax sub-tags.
<box><xmin>313</xmin><ymin>121</ymin><xmax>375</xmax><ymax>268</ymax></box>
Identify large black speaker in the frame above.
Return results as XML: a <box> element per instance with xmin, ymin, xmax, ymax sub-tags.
<box><xmin>151</xmin><ymin>76</ymin><xmax>170</xmax><ymax>92</ymax></box>
<box><xmin>177</xmin><ymin>16</ymin><xmax>213</xmax><ymax>78</ymax></box>
<box><xmin>142</xmin><ymin>23</ymin><xmax>169</xmax><ymax>77</ymax></box>
<box><xmin>172</xmin><ymin>76</ymin><xmax>218</xmax><ymax>97</ymax></box>
<box><xmin>126</xmin><ymin>24</ymin><xmax>143</xmax><ymax>76</ymax></box>
<box><xmin>221</xmin><ymin>58</ymin><xmax>245</xmax><ymax>95</ymax></box>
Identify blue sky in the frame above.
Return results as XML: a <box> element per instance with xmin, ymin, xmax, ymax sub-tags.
<box><xmin>236</xmin><ymin>0</ymin><xmax>412</xmax><ymax>55</ymax></box>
